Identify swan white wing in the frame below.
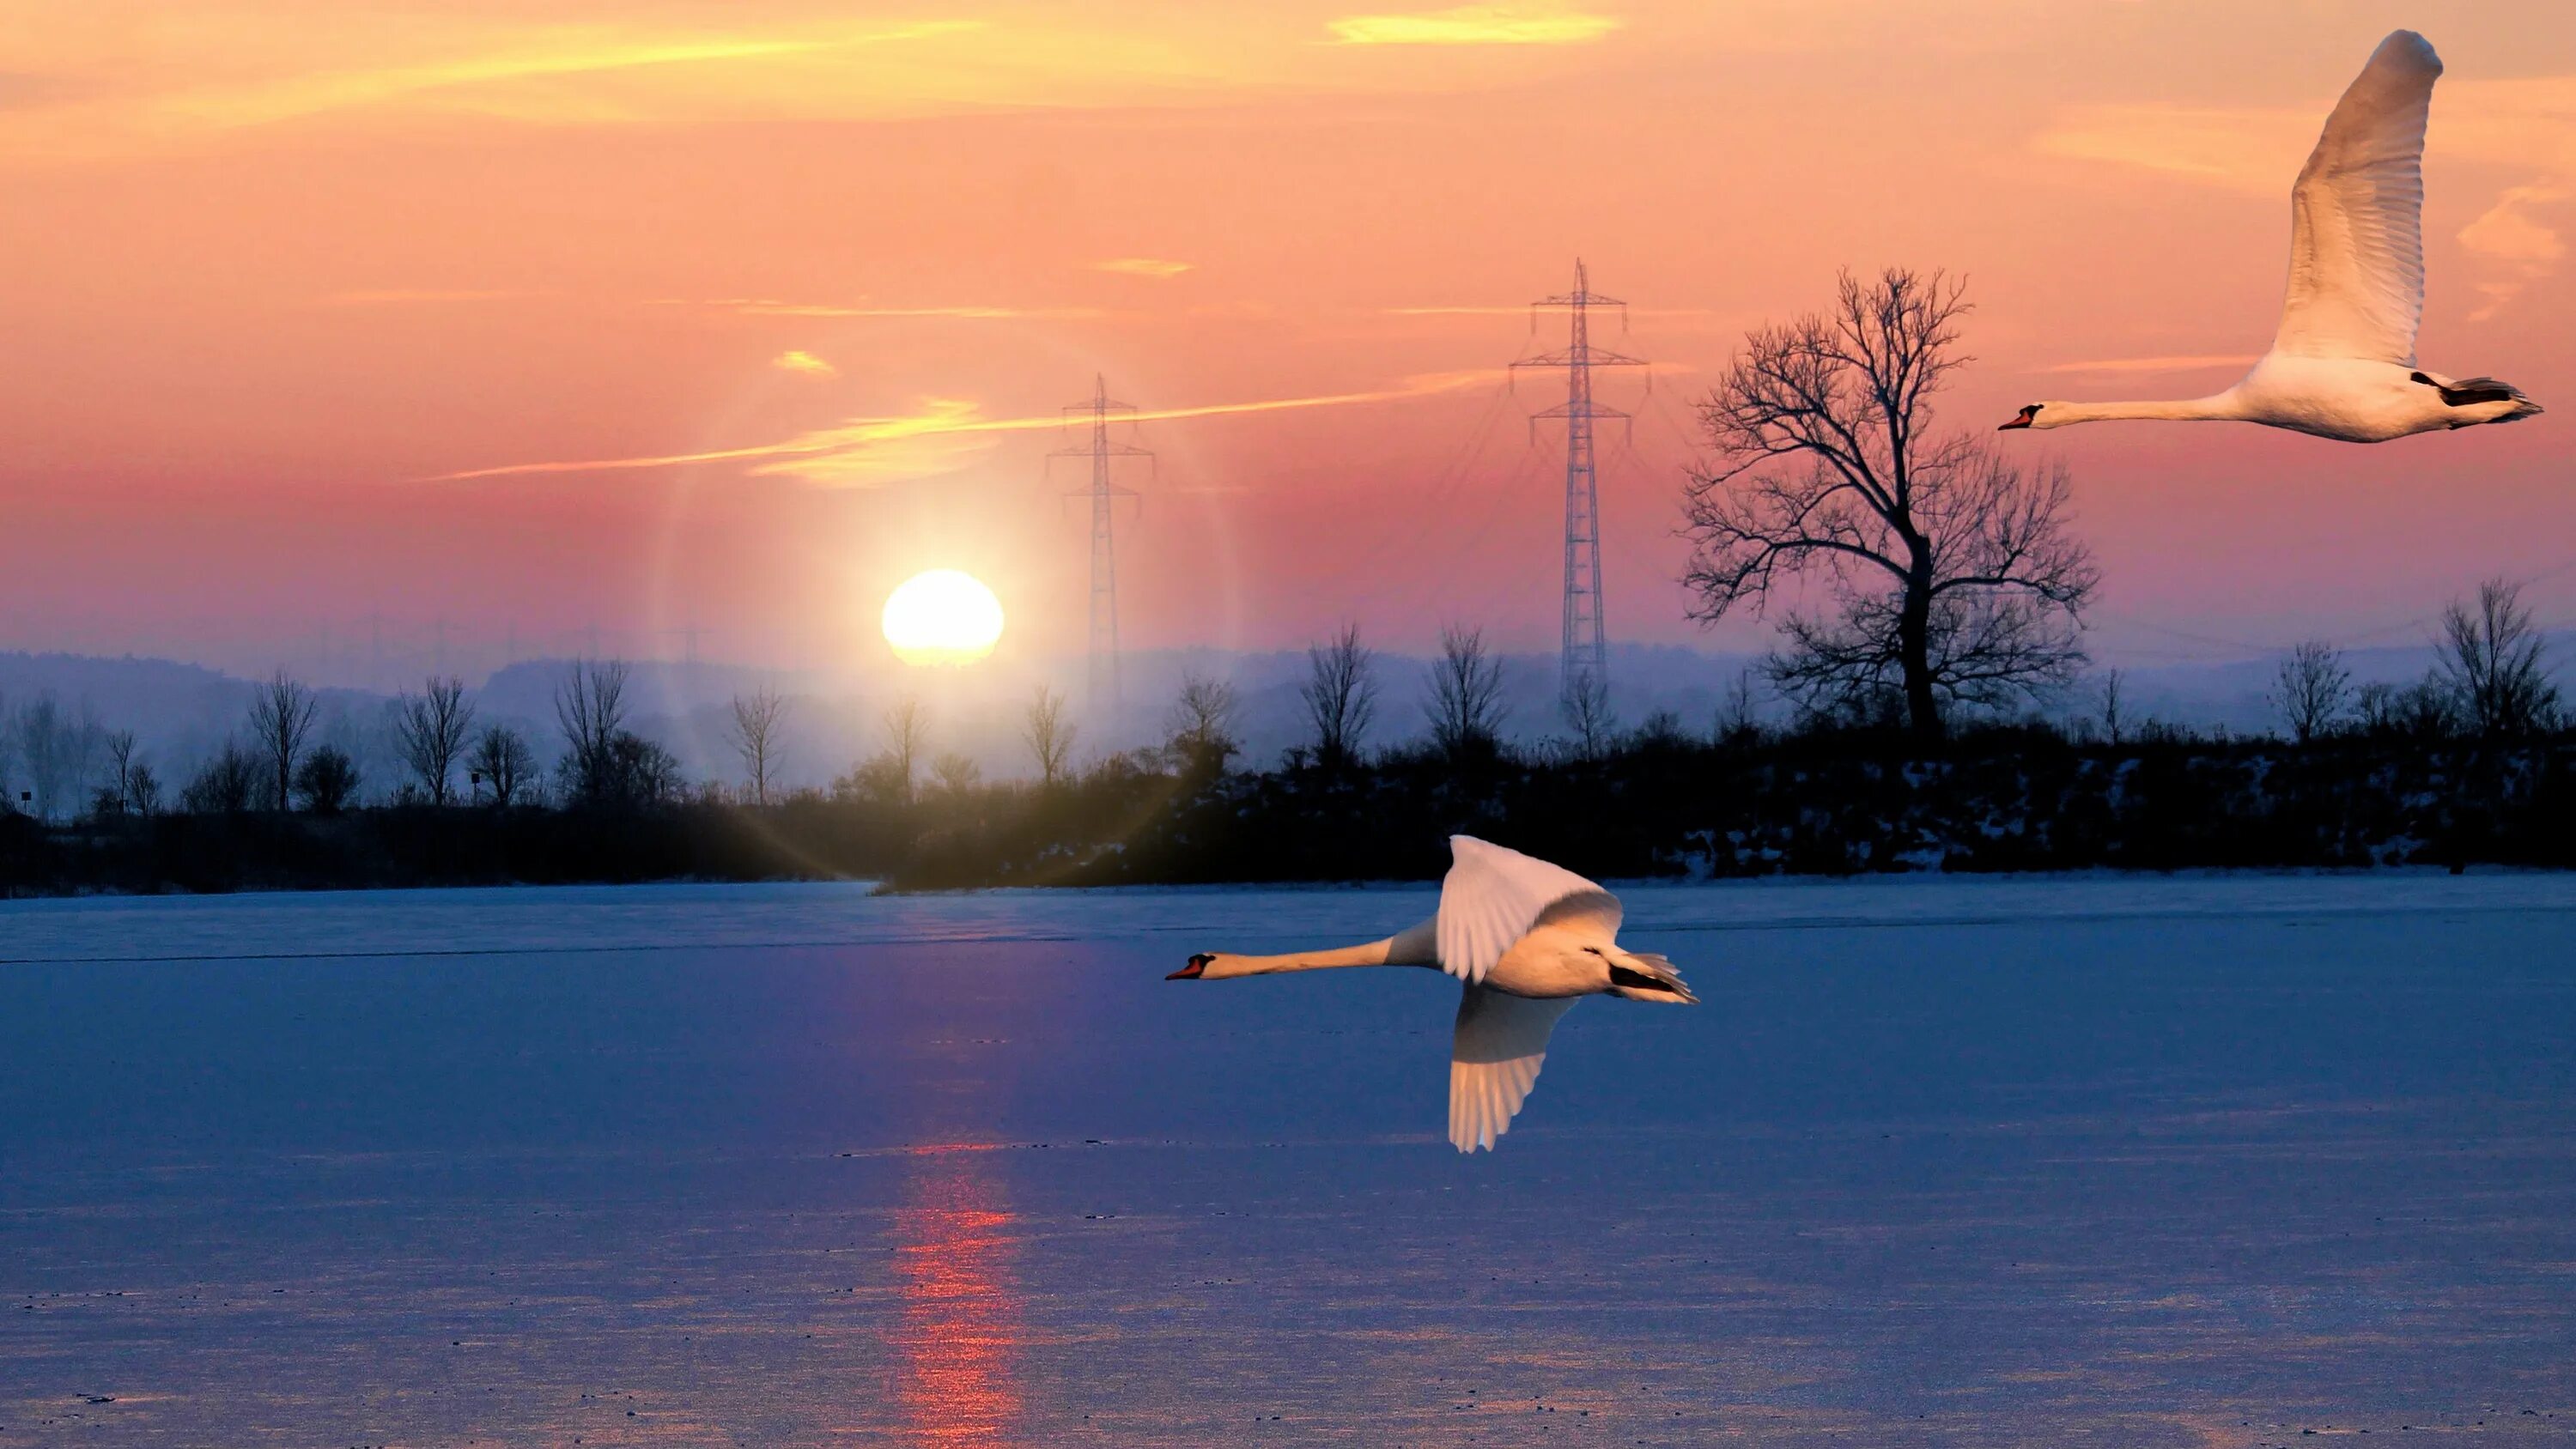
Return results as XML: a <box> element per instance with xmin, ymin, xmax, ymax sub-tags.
<box><xmin>1435</xmin><ymin>834</ymin><xmax>1619</xmax><ymax>984</ymax></box>
<box><xmin>2273</xmin><ymin>29</ymin><xmax>2439</xmax><ymax>367</ymax></box>
<box><xmin>1449</xmin><ymin>987</ymin><xmax>1577</xmax><ymax>1153</ymax></box>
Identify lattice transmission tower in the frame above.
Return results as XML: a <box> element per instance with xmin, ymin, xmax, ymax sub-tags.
<box><xmin>1051</xmin><ymin>375</ymin><xmax>1151</xmax><ymax>713</ymax></box>
<box><xmin>1513</xmin><ymin>260</ymin><xmax>1645</xmax><ymax>705</ymax></box>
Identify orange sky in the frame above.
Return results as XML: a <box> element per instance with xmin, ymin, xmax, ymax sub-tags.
<box><xmin>1</xmin><ymin>0</ymin><xmax>2571</xmax><ymax>677</ymax></box>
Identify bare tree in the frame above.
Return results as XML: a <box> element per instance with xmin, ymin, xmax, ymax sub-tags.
<box><xmin>608</xmin><ymin>734</ymin><xmax>685</xmax><ymax>805</ymax></box>
<box><xmin>2093</xmin><ymin>669</ymin><xmax>2129</xmax><ymax>747</ymax></box>
<box><xmin>930</xmin><ymin>749</ymin><xmax>983</xmax><ymax>796</ymax></box>
<box><xmin>469</xmin><ymin>724</ymin><xmax>534</xmax><ymax>807</ymax></box>
<box><xmin>1562</xmin><ymin>668</ymin><xmax>1616</xmax><ymax>760</ymax></box>
<box><xmin>1631</xmin><ymin>708</ymin><xmax>1688</xmax><ymax>749</ymax></box>
<box><xmin>2437</xmin><ymin>578</ymin><xmax>2561</xmax><ymax>738</ymax></box>
<box><xmin>102</xmin><ymin>730</ymin><xmax>140</xmax><ymax>815</ymax></box>
<box><xmin>1022</xmin><ymin>686</ymin><xmax>1078</xmax><ymax>787</ymax></box>
<box><xmin>878</xmin><ymin>698</ymin><xmax>927</xmax><ymax>803</ymax></box>
<box><xmin>1716</xmin><ymin>669</ymin><xmax>1762</xmax><ymax>745</ymax></box>
<box><xmin>2358</xmin><ymin>676</ymin><xmax>2458</xmax><ymax>743</ymax></box>
<box><xmin>181</xmin><ymin>741</ymin><xmax>261</xmax><ymax>815</ymax></box>
<box><xmin>1300</xmin><ymin>622</ymin><xmax>1377</xmax><ymax>769</ymax></box>
<box><xmin>246</xmin><ymin>671</ymin><xmax>319</xmax><ymax>812</ymax></box>
<box><xmin>295</xmin><ymin>746</ymin><xmax>361</xmax><ymax>815</ymax></box>
<box><xmin>1682</xmin><ymin>269</ymin><xmax>2098</xmax><ymax>738</ymax></box>
<box><xmin>1166</xmin><ymin>669</ymin><xmax>1239</xmax><ymax>773</ymax></box>
<box><xmin>127</xmin><ymin>763</ymin><xmax>161</xmax><ymax>817</ymax></box>
<box><xmin>393</xmin><ymin>676</ymin><xmax>476</xmax><ymax>806</ymax></box>
<box><xmin>726</xmin><ymin>688</ymin><xmax>788</xmax><ymax>805</ymax></box>
<box><xmin>2270</xmin><ymin>641</ymin><xmax>2352</xmax><ymax>744</ymax></box>
<box><xmin>1425</xmin><ymin>624</ymin><xmax>1507</xmax><ymax>761</ymax></box>
<box><xmin>553</xmin><ymin>660</ymin><xmax>629</xmax><ymax>804</ymax></box>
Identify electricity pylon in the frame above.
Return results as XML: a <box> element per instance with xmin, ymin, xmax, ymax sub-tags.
<box><xmin>1052</xmin><ymin>375</ymin><xmax>1151</xmax><ymax>713</ymax></box>
<box><xmin>1513</xmin><ymin>259</ymin><xmax>1644</xmax><ymax>705</ymax></box>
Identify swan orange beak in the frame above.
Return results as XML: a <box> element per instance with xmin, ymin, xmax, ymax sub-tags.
<box><xmin>1998</xmin><ymin>404</ymin><xmax>2038</xmax><ymax>431</ymax></box>
<box><xmin>1168</xmin><ymin>954</ymin><xmax>1212</xmax><ymax>980</ymax></box>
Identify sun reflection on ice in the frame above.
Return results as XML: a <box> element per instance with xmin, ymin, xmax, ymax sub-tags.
<box><xmin>890</xmin><ymin>1146</ymin><xmax>1021</xmax><ymax>1445</ymax></box>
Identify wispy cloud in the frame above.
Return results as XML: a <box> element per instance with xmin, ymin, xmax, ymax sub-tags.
<box><xmin>772</xmin><ymin>349</ymin><xmax>837</xmax><ymax>377</ymax></box>
<box><xmin>321</xmin><ymin>288</ymin><xmax>533</xmax><ymax>306</ymax></box>
<box><xmin>2030</xmin><ymin>104</ymin><xmax>2305</xmax><ymax>192</ymax></box>
<box><xmin>1327</xmin><ymin>5</ymin><xmax>1622</xmax><ymax>45</ymax></box>
<box><xmin>421</xmin><ymin>370</ymin><xmax>1497</xmax><ymax>488</ymax></box>
<box><xmin>2459</xmin><ymin>183</ymin><xmax>2569</xmax><ymax>320</ymax></box>
<box><xmin>2031</xmin><ymin>75</ymin><xmax>2576</xmax><ymax>324</ymax></box>
<box><xmin>0</xmin><ymin>13</ymin><xmax>1273</xmax><ymax>163</ymax></box>
<box><xmin>0</xmin><ymin>20</ymin><xmax>976</xmax><ymax>161</ymax></box>
<box><xmin>660</xmin><ymin>297</ymin><xmax>1103</xmax><ymax>320</ymax></box>
<box><xmin>1092</xmin><ymin>258</ymin><xmax>1194</xmax><ymax>278</ymax></box>
<box><xmin>157</xmin><ymin>31</ymin><xmax>903</xmax><ymax>132</ymax></box>
<box><xmin>2033</xmin><ymin>354</ymin><xmax>2257</xmax><ymax>376</ymax></box>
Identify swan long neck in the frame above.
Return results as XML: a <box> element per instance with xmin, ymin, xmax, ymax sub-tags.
<box><xmin>1203</xmin><ymin>917</ymin><xmax>1437</xmax><ymax>979</ymax></box>
<box><xmin>2046</xmin><ymin>392</ymin><xmax>2243</xmax><ymax>425</ymax></box>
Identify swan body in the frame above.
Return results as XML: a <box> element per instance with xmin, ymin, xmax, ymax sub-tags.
<box><xmin>2007</xmin><ymin>31</ymin><xmax>2542</xmax><ymax>444</ymax></box>
<box><xmin>1169</xmin><ymin>835</ymin><xmax>1695</xmax><ymax>1152</ymax></box>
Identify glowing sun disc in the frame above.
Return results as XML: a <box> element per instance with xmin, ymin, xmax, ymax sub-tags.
<box><xmin>883</xmin><ymin>569</ymin><xmax>1005</xmax><ymax>666</ymax></box>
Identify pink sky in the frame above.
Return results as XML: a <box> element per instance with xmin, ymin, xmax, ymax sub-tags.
<box><xmin>1</xmin><ymin>0</ymin><xmax>2570</xmax><ymax>678</ymax></box>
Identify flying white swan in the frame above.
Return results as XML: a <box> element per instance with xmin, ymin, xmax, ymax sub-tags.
<box><xmin>1167</xmin><ymin>835</ymin><xmax>1697</xmax><ymax>1152</ymax></box>
<box><xmin>2005</xmin><ymin>30</ymin><xmax>2542</xmax><ymax>443</ymax></box>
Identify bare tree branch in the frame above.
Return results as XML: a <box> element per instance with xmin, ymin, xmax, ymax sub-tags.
<box><xmin>1300</xmin><ymin>622</ymin><xmax>1377</xmax><ymax>770</ymax></box>
<box><xmin>2271</xmin><ymin>642</ymin><xmax>2352</xmax><ymax>744</ymax></box>
<box><xmin>1425</xmin><ymin>624</ymin><xmax>1507</xmax><ymax>761</ymax></box>
<box><xmin>394</xmin><ymin>676</ymin><xmax>476</xmax><ymax>806</ymax></box>
<box><xmin>1681</xmin><ymin>269</ymin><xmax>2093</xmax><ymax>736</ymax></box>
<box><xmin>247</xmin><ymin>671</ymin><xmax>319</xmax><ymax>812</ymax></box>
<box><xmin>726</xmin><ymin>688</ymin><xmax>787</xmax><ymax>805</ymax></box>
<box><xmin>1022</xmin><ymin>687</ymin><xmax>1077</xmax><ymax>787</ymax></box>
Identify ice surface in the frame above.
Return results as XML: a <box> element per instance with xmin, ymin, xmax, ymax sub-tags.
<box><xmin>6</xmin><ymin>870</ymin><xmax>2573</xmax><ymax>963</ymax></box>
<box><xmin>3</xmin><ymin>875</ymin><xmax>2573</xmax><ymax>1445</ymax></box>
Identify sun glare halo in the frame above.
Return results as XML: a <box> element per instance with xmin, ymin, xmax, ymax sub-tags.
<box><xmin>882</xmin><ymin>569</ymin><xmax>1005</xmax><ymax>666</ymax></box>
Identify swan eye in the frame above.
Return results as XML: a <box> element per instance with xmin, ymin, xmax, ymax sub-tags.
<box><xmin>1583</xmin><ymin>946</ymin><xmax>1602</xmax><ymax>955</ymax></box>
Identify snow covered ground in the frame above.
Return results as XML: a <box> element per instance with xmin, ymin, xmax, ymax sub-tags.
<box><xmin>3</xmin><ymin>875</ymin><xmax>2572</xmax><ymax>1445</ymax></box>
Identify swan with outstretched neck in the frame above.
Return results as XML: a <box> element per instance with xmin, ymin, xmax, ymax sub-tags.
<box><xmin>2004</xmin><ymin>30</ymin><xmax>2541</xmax><ymax>444</ymax></box>
<box><xmin>1169</xmin><ymin>835</ymin><xmax>1696</xmax><ymax>1152</ymax></box>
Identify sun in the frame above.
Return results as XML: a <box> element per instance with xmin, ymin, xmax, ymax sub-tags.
<box><xmin>882</xmin><ymin>569</ymin><xmax>1005</xmax><ymax>666</ymax></box>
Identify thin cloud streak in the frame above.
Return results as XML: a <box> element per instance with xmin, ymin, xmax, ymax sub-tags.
<box><xmin>419</xmin><ymin>369</ymin><xmax>1502</xmax><ymax>485</ymax></box>
<box><xmin>1092</xmin><ymin>258</ymin><xmax>1194</xmax><ymax>278</ymax></box>
<box><xmin>1327</xmin><ymin>6</ymin><xmax>1622</xmax><ymax>45</ymax></box>
<box><xmin>658</xmin><ymin>297</ymin><xmax>1105</xmax><ymax>320</ymax></box>
<box><xmin>321</xmin><ymin>288</ymin><xmax>537</xmax><ymax>306</ymax></box>
<box><xmin>0</xmin><ymin>13</ymin><xmax>1289</xmax><ymax>163</ymax></box>
<box><xmin>43</xmin><ymin>21</ymin><xmax>976</xmax><ymax>155</ymax></box>
<box><xmin>772</xmin><ymin>349</ymin><xmax>837</xmax><ymax>377</ymax></box>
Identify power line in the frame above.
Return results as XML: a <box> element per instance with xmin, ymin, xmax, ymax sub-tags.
<box><xmin>1512</xmin><ymin>260</ymin><xmax>1646</xmax><ymax>705</ymax></box>
<box><xmin>1050</xmin><ymin>375</ymin><xmax>1151</xmax><ymax>716</ymax></box>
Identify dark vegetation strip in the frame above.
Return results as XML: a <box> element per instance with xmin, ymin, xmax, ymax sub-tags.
<box><xmin>5</xmin><ymin>721</ymin><xmax>2569</xmax><ymax>898</ymax></box>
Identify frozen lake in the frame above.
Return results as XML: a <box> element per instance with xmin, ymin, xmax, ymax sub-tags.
<box><xmin>3</xmin><ymin>874</ymin><xmax>2574</xmax><ymax>1446</ymax></box>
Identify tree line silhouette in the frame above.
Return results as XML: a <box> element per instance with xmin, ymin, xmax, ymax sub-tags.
<box><xmin>0</xmin><ymin>578</ymin><xmax>2566</xmax><ymax>897</ymax></box>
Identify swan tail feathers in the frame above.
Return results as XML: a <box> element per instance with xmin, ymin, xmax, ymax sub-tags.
<box><xmin>1607</xmin><ymin>950</ymin><xmax>1698</xmax><ymax>1004</ymax></box>
<box><xmin>2443</xmin><ymin>377</ymin><xmax>2543</xmax><ymax>417</ymax></box>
